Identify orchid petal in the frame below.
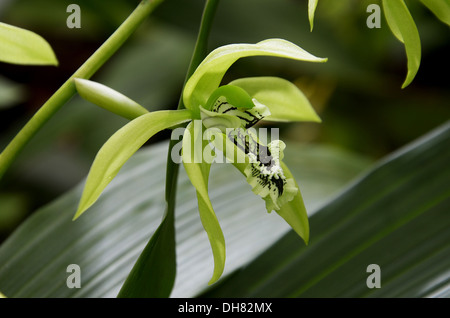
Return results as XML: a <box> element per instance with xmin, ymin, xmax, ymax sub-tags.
<box><xmin>182</xmin><ymin>121</ymin><xmax>226</xmax><ymax>285</ymax></box>
<box><xmin>74</xmin><ymin>78</ymin><xmax>149</xmax><ymax>120</ymax></box>
<box><xmin>0</xmin><ymin>22</ymin><xmax>58</xmax><ymax>66</ymax></box>
<box><xmin>183</xmin><ymin>38</ymin><xmax>327</xmax><ymax>116</ymax></box>
<box><xmin>229</xmin><ymin>77</ymin><xmax>321</xmax><ymax>123</ymax></box>
<box><xmin>382</xmin><ymin>0</ymin><xmax>421</xmax><ymax>88</ymax></box>
<box><xmin>207</xmin><ymin>129</ymin><xmax>308</xmax><ymax>244</ymax></box>
<box><xmin>74</xmin><ymin>109</ymin><xmax>192</xmax><ymax>220</ymax></box>
<box><xmin>309</xmin><ymin>0</ymin><xmax>319</xmax><ymax>32</ymax></box>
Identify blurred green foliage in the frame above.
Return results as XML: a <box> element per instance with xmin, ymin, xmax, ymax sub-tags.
<box><xmin>0</xmin><ymin>0</ymin><xmax>449</xmax><ymax>241</ymax></box>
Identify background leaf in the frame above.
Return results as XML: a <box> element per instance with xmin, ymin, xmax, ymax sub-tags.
<box><xmin>0</xmin><ymin>141</ymin><xmax>370</xmax><ymax>297</ymax></box>
<box><xmin>0</xmin><ymin>76</ymin><xmax>25</xmax><ymax>109</ymax></box>
<box><xmin>202</xmin><ymin>121</ymin><xmax>450</xmax><ymax>298</ymax></box>
<box><xmin>0</xmin><ymin>22</ymin><xmax>58</xmax><ymax>65</ymax></box>
<box><xmin>275</xmin><ymin>162</ymin><xmax>310</xmax><ymax>244</ymax></box>
<box><xmin>116</xmin><ymin>199</ymin><xmax>176</xmax><ymax>298</ymax></box>
<box><xmin>382</xmin><ymin>0</ymin><xmax>421</xmax><ymax>88</ymax></box>
<box><xmin>308</xmin><ymin>0</ymin><xmax>319</xmax><ymax>31</ymax></box>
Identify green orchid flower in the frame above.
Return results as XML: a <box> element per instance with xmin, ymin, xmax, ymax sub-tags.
<box><xmin>73</xmin><ymin>38</ymin><xmax>327</xmax><ymax>284</ymax></box>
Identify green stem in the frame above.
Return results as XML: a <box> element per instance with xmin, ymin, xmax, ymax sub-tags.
<box><xmin>180</xmin><ymin>0</ymin><xmax>221</xmax><ymax>106</ymax></box>
<box><xmin>0</xmin><ymin>0</ymin><xmax>164</xmax><ymax>179</ymax></box>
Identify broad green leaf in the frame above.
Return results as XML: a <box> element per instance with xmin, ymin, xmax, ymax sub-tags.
<box><xmin>229</xmin><ymin>77</ymin><xmax>321</xmax><ymax>123</ymax></box>
<box><xmin>182</xmin><ymin>39</ymin><xmax>327</xmax><ymax>117</ymax></box>
<box><xmin>0</xmin><ymin>291</ymin><xmax>6</xmax><ymax>298</ymax></box>
<box><xmin>308</xmin><ymin>0</ymin><xmax>319</xmax><ymax>31</ymax></box>
<box><xmin>0</xmin><ymin>22</ymin><xmax>58</xmax><ymax>66</ymax></box>
<box><xmin>0</xmin><ymin>141</ymin><xmax>370</xmax><ymax>298</ymax></box>
<box><xmin>420</xmin><ymin>0</ymin><xmax>450</xmax><ymax>26</ymax></box>
<box><xmin>382</xmin><ymin>0</ymin><xmax>421</xmax><ymax>88</ymax></box>
<box><xmin>74</xmin><ymin>109</ymin><xmax>192</xmax><ymax>219</ymax></box>
<box><xmin>74</xmin><ymin>79</ymin><xmax>149</xmax><ymax>120</ymax></box>
<box><xmin>182</xmin><ymin>121</ymin><xmax>226</xmax><ymax>285</ymax></box>
<box><xmin>202</xmin><ymin>121</ymin><xmax>450</xmax><ymax>298</ymax></box>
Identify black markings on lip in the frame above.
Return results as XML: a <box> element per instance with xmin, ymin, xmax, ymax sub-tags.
<box><xmin>213</xmin><ymin>100</ymin><xmax>264</xmax><ymax>128</ymax></box>
<box><xmin>211</xmin><ymin>98</ymin><xmax>285</xmax><ymax>198</ymax></box>
<box><xmin>227</xmin><ymin>129</ymin><xmax>284</xmax><ymax>196</ymax></box>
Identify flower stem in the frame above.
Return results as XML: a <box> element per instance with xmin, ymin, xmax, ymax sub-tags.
<box><xmin>0</xmin><ymin>0</ymin><xmax>164</xmax><ymax>180</ymax></box>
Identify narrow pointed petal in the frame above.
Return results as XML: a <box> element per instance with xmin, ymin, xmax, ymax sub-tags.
<box><xmin>309</xmin><ymin>0</ymin><xmax>319</xmax><ymax>32</ymax></box>
<box><xmin>382</xmin><ymin>0</ymin><xmax>421</xmax><ymax>88</ymax></box>
<box><xmin>0</xmin><ymin>22</ymin><xmax>58</xmax><ymax>66</ymax></box>
<box><xmin>229</xmin><ymin>77</ymin><xmax>321</xmax><ymax>123</ymax></box>
<box><xmin>183</xmin><ymin>38</ymin><xmax>327</xmax><ymax>116</ymax></box>
<box><xmin>182</xmin><ymin>121</ymin><xmax>226</xmax><ymax>284</ymax></box>
<box><xmin>74</xmin><ymin>109</ymin><xmax>192</xmax><ymax>220</ymax></box>
<box><xmin>276</xmin><ymin>162</ymin><xmax>309</xmax><ymax>244</ymax></box>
